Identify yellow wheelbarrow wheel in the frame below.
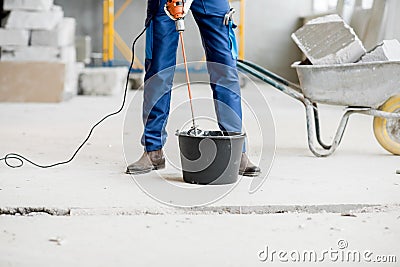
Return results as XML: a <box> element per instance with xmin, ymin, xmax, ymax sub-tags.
<box><xmin>373</xmin><ymin>95</ymin><xmax>400</xmax><ymax>155</ymax></box>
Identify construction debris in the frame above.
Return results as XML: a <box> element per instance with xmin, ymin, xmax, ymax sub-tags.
<box><xmin>359</xmin><ymin>40</ymin><xmax>400</xmax><ymax>63</ymax></box>
<box><xmin>291</xmin><ymin>14</ymin><xmax>366</xmax><ymax>65</ymax></box>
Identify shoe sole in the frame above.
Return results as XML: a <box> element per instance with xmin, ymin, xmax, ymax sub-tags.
<box><xmin>239</xmin><ymin>171</ymin><xmax>261</xmax><ymax>177</ymax></box>
<box><xmin>126</xmin><ymin>164</ymin><xmax>166</xmax><ymax>175</ymax></box>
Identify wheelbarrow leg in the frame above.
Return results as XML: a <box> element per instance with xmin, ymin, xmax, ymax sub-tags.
<box><xmin>305</xmin><ymin>106</ymin><xmax>400</xmax><ymax>157</ymax></box>
<box><xmin>305</xmin><ymin>100</ymin><xmax>355</xmax><ymax>157</ymax></box>
<box><xmin>312</xmin><ymin>103</ymin><xmax>332</xmax><ymax>150</ymax></box>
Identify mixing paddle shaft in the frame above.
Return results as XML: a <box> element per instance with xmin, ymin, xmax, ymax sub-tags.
<box><xmin>179</xmin><ymin>31</ymin><xmax>197</xmax><ymax>134</ymax></box>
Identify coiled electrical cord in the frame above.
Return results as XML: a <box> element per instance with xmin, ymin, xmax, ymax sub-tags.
<box><xmin>0</xmin><ymin>27</ymin><xmax>147</xmax><ymax>169</ymax></box>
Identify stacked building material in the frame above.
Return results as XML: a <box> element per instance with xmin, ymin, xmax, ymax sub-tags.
<box><xmin>291</xmin><ymin>14</ymin><xmax>366</xmax><ymax>65</ymax></box>
<box><xmin>0</xmin><ymin>0</ymin><xmax>80</xmax><ymax>101</ymax></box>
<box><xmin>292</xmin><ymin>14</ymin><xmax>400</xmax><ymax>66</ymax></box>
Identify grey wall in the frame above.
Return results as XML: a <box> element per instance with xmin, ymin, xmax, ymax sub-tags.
<box><xmin>55</xmin><ymin>0</ymin><xmax>313</xmax><ymax>81</ymax></box>
<box><xmin>54</xmin><ymin>0</ymin><xmax>103</xmax><ymax>50</ymax></box>
<box><xmin>244</xmin><ymin>0</ymin><xmax>313</xmax><ymax>80</ymax></box>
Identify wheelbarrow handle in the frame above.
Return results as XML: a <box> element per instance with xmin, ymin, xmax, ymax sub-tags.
<box><xmin>238</xmin><ymin>59</ymin><xmax>289</xmax><ymax>86</ymax></box>
<box><xmin>237</xmin><ymin>60</ymin><xmax>305</xmax><ymax>104</ymax></box>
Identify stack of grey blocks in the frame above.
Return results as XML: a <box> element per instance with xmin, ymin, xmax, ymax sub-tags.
<box><xmin>0</xmin><ymin>0</ymin><xmax>82</xmax><ymax>97</ymax></box>
<box><xmin>292</xmin><ymin>14</ymin><xmax>400</xmax><ymax>65</ymax></box>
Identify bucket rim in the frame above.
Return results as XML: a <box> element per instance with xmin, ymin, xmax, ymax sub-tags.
<box><xmin>176</xmin><ymin>130</ymin><xmax>246</xmax><ymax>140</ymax></box>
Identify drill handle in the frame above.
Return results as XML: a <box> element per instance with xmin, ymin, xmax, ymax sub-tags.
<box><xmin>164</xmin><ymin>0</ymin><xmax>193</xmax><ymax>21</ymax></box>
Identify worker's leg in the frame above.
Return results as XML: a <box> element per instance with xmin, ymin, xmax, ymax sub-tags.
<box><xmin>141</xmin><ymin>4</ymin><xmax>179</xmax><ymax>152</ymax></box>
<box><xmin>191</xmin><ymin>4</ymin><xmax>243</xmax><ymax>135</ymax></box>
<box><xmin>190</xmin><ymin>9</ymin><xmax>261</xmax><ymax>176</ymax></box>
<box><xmin>191</xmin><ymin>1</ymin><xmax>261</xmax><ymax>177</ymax></box>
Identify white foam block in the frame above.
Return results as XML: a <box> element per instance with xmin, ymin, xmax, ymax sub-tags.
<box><xmin>3</xmin><ymin>7</ymin><xmax>63</xmax><ymax>30</ymax></box>
<box><xmin>0</xmin><ymin>29</ymin><xmax>30</xmax><ymax>46</ymax></box>
<box><xmin>3</xmin><ymin>0</ymin><xmax>54</xmax><ymax>11</ymax></box>
<box><xmin>31</xmin><ymin>18</ymin><xmax>76</xmax><ymax>46</ymax></box>
<box><xmin>78</xmin><ymin>67</ymin><xmax>128</xmax><ymax>96</ymax></box>
<box><xmin>360</xmin><ymin>39</ymin><xmax>400</xmax><ymax>63</ymax></box>
<box><xmin>1</xmin><ymin>45</ymin><xmax>76</xmax><ymax>63</ymax></box>
<box><xmin>292</xmin><ymin>14</ymin><xmax>366</xmax><ymax>65</ymax></box>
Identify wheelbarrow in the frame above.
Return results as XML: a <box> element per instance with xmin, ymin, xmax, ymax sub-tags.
<box><xmin>237</xmin><ymin>59</ymin><xmax>400</xmax><ymax>157</ymax></box>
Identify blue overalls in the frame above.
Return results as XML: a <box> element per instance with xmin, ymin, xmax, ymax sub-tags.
<box><xmin>142</xmin><ymin>0</ymin><xmax>242</xmax><ymax>152</ymax></box>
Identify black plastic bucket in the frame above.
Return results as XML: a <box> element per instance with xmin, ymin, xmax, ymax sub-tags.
<box><xmin>177</xmin><ymin>130</ymin><xmax>245</xmax><ymax>185</ymax></box>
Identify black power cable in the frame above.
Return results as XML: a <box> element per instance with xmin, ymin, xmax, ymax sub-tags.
<box><xmin>0</xmin><ymin>27</ymin><xmax>147</xmax><ymax>169</ymax></box>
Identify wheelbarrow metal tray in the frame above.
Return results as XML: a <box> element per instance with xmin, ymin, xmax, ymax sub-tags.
<box><xmin>292</xmin><ymin>61</ymin><xmax>400</xmax><ymax>108</ymax></box>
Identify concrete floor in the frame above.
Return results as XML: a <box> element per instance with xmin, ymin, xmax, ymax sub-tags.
<box><xmin>0</xmin><ymin>82</ymin><xmax>399</xmax><ymax>266</ymax></box>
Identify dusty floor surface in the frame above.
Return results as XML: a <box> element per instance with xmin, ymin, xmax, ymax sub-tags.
<box><xmin>0</xmin><ymin>81</ymin><xmax>399</xmax><ymax>266</ymax></box>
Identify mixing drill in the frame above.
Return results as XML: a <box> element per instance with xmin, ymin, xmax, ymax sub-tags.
<box><xmin>165</xmin><ymin>0</ymin><xmax>199</xmax><ymax>135</ymax></box>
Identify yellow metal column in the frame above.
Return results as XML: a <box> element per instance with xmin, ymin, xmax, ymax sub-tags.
<box><xmin>238</xmin><ymin>0</ymin><xmax>245</xmax><ymax>60</ymax></box>
<box><xmin>103</xmin><ymin>0</ymin><xmax>115</xmax><ymax>66</ymax></box>
<box><xmin>102</xmin><ymin>0</ymin><xmax>108</xmax><ymax>64</ymax></box>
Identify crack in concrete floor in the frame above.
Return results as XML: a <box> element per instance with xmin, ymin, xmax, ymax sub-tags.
<box><xmin>0</xmin><ymin>207</ymin><xmax>71</xmax><ymax>216</ymax></box>
<box><xmin>1</xmin><ymin>204</ymin><xmax>399</xmax><ymax>217</ymax></box>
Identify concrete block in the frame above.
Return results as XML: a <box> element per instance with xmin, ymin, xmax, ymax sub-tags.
<box><xmin>1</xmin><ymin>46</ymin><xmax>60</xmax><ymax>62</ymax></box>
<box><xmin>1</xmin><ymin>45</ymin><xmax>76</xmax><ymax>63</ymax></box>
<box><xmin>0</xmin><ymin>61</ymin><xmax>66</xmax><ymax>102</ymax></box>
<box><xmin>292</xmin><ymin>14</ymin><xmax>366</xmax><ymax>65</ymax></box>
<box><xmin>0</xmin><ymin>60</ymin><xmax>82</xmax><ymax>102</ymax></box>
<box><xmin>3</xmin><ymin>7</ymin><xmax>63</xmax><ymax>30</ymax></box>
<box><xmin>31</xmin><ymin>18</ymin><xmax>76</xmax><ymax>46</ymax></box>
<box><xmin>0</xmin><ymin>29</ymin><xmax>30</xmax><ymax>46</ymax></box>
<box><xmin>360</xmin><ymin>39</ymin><xmax>400</xmax><ymax>63</ymax></box>
<box><xmin>3</xmin><ymin>0</ymin><xmax>54</xmax><ymax>11</ymax></box>
<box><xmin>79</xmin><ymin>67</ymin><xmax>128</xmax><ymax>96</ymax></box>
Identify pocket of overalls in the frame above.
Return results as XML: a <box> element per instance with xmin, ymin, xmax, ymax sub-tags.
<box><xmin>228</xmin><ymin>21</ymin><xmax>238</xmax><ymax>60</ymax></box>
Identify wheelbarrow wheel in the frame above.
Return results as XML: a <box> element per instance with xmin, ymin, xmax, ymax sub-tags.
<box><xmin>373</xmin><ymin>95</ymin><xmax>400</xmax><ymax>155</ymax></box>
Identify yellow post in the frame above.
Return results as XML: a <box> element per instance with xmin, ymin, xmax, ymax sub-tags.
<box><xmin>109</xmin><ymin>0</ymin><xmax>115</xmax><ymax>64</ymax></box>
<box><xmin>238</xmin><ymin>0</ymin><xmax>245</xmax><ymax>60</ymax></box>
<box><xmin>102</xmin><ymin>0</ymin><xmax>108</xmax><ymax>63</ymax></box>
<box><xmin>103</xmin><ymin>0</ymin><xmax>114</xmax><ymax>65</ymax></box>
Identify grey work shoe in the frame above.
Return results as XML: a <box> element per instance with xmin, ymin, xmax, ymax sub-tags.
<box><xmin>239</xmin><ymin>153</ymin><xmax>261</xmax><ymax>177</ymax></box>
<box><xmin>126</xmin><ymin>150</ymin><xmax>165</xmax><ymax>175</ymax></box>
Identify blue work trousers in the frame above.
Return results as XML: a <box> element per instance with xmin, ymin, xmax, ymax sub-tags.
<box><xmin>142</xmin><ymin>0</ymin><xmax>242</xmax><ymax>152</ymax></box>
